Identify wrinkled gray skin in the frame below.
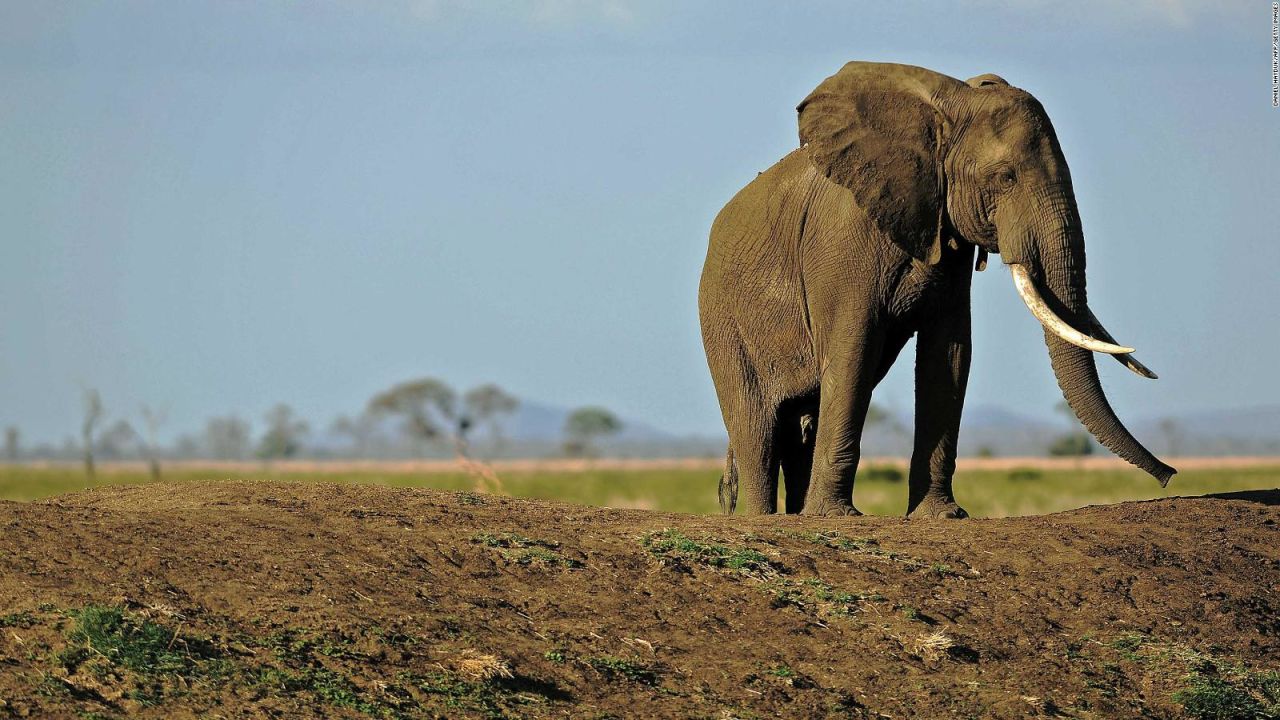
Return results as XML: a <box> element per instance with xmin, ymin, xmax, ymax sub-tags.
<box><xmin>699</xmin><ymin>62</ymin><xmax>1175</xmax><ymax>518</ymax></box>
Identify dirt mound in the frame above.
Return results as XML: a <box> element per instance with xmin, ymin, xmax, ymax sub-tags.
<box><xmin>1</xmin><ymin>482</ymin><xmax>1277</xmax><ymax>719</ymax></box>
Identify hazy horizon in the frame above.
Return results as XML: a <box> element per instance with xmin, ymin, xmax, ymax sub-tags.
<box><xmin>2</xmin><ymin>1</ymin><xmax>1275</xmax><ymax>447</ymax></box>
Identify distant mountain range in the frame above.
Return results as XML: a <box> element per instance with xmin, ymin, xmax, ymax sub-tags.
<box><xmin>308</xmin><ymin>400</ymin><xmax>1280</xmax><ymax>459</ymax></box>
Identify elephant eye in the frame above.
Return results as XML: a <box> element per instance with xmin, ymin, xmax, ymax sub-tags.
<box><xmin>994</xmin><ymin>167</ymin><xmax>1017</xmax><ymax>190</ymax></box>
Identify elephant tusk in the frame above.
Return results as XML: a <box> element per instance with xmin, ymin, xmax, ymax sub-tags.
<box><xmin>1009</xmin><ymin>265</ymin><xmax>1135</xmax><ymax>355</ymax></box>
<box><xmin>1083</xmin><ymin>307</ymin><xmax>1158</xmax><ymax>379</ymax></box>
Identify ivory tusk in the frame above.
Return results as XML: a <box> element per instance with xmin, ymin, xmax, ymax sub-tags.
<box><xmin>1083</xmin><ymin>308</ymin><xmax>1158</xmax><ymax>379</ymax></box>
<box><xmin>1009</xmin><ymin>265</ymin><xmax>1135</xmax><ymax>355</ymax></box>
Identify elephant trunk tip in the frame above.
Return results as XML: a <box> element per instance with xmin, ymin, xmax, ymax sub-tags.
<box><xmin>1154</xmin><ymin>463</ymin><xmax>1176</xmax><ymax>488</ymax></box>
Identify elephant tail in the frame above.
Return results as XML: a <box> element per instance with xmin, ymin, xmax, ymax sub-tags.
<box><xmin>718</xmin><ymin>448</ymin><xmax>738</xmax><ymax>515</ymax></box>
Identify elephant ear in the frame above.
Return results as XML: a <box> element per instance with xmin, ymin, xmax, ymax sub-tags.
<box><xmin>797</xmin><ymin>62</ymin><xmax>953</xmax><ymax>265</ymax></box>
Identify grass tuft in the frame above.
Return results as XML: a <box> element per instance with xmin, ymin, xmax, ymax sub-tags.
<box><xmin>587</xmin><ymin>656</ymin><xmax>659</xmax><ymax>685</ymax></box>
<box><xmin>641</xmin><ymin>529</ymin><xmax>778</xmax><ymax>577</ymax></box>
<box><xmin>913</xmin><ymin>630</ymin><xmax>955</xmax><ymax>662</ymax></box>
<box><xmin>1175</xmin><ymin>673</ymin><xmax>1274</xmax><ymax>720</ymax></box>
<box><xmin>65</xmin><ymin>605</ymin><xmax>213</xmax><ymax>676</ymax></box>
<box><xmin>471</xmin><ymin>532</ymin><xmax>583</xmax><ymax>568</ymax></box>
<box><xmin>452</xmin><ymin>649</ymin><xmax>514</xmax><ymax>682</ymax></box>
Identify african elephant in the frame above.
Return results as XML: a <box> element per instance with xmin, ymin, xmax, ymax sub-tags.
<box><xmin>698</xmin><ymin>61</ymin><xmax>1175</xmax><ymax>518</ymax></box>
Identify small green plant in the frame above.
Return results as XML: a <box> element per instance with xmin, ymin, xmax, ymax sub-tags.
<box><xmin>900</xmin><ymin>606</ymin><xmax>920</xmax><ymax>622</ymax></box>
<box><xmin>929</xmin><ymin>563</ymin><xmax>957</xmax><ymax>578</ymax></box>
<box><xmin>252</xmin><ymin>666</ymin><xmax>378</xmax><ymax>714</ymax></box>
<box><xmin>803</xmin><ymin>531</ymin><xmax>885</xmax><ymax>556</ymax></box>
<box><xmin>769</xmin><ymin>665</ymin><xmax>796</xmax><ymax>679</ymax></box>
<box><xmin>471</xmin><ymin>532</ymin><xmax>582</xmax><ymax>568</ymax></box>
<box><xmin>766</xmin><ymin>580</ymin><xmax>806</xmax><ymax>610</ymax></box>
<box><xmin>763</xmin><ymin>577</ymin><xmax>873</xmax><ymax>617</ymax></box>
<box><xmin>641</xmin><ymin>529</ymin><xmax>778</xmax><ymax>577</ymax></box>
<box><xmin>1175</xmin><ymin>674</ymin><xmax>1270</xmax><ymax>720</ymax></box>
<box><xmin>543</xmin><ymin>649</ymin><xmax>566</xmax><ymax>663</ymax></box>
<box><xmin>0</xmin><ymin>610</ymin><xmax>38</xmax><ymax>628</ymax></box>
<box><xmin>587</xmin><ymin>656</ymin><xmax>658</xmax><ymax>685</ymax></box>
<box><xmin>1108</xmin><ymin>633</ymin><xmax>1147</xmax><ymax>660</ymax></box>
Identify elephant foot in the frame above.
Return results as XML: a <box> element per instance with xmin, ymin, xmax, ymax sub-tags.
<box><xmin>907</xmin><ymin>497</ymin><xmax>969</xmax><ymax>519</ymax></box>
<box><xmin>801</xmin><ymin>499</ymin><xmax>863</xmax><ymax>517</ymax></box>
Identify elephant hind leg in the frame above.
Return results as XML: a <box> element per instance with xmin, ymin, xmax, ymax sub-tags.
<box><xmin>730</xmin><ymin>419</ymin><xmax>780</xmax><ymax>515</ymax></box>
<box><xmin>777</xmin><ymin>392</ymin><xmax>819</xmax><ymax>514</ymax></box>
<box><xmin>704</xmin><ymin>325</ymin><xmax>781</xmax><ymax>514</ymax></box>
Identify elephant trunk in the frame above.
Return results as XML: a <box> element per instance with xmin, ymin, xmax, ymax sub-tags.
<box><xmin>1045</xmin><ymin>333</ymin><xmax>1175</xmax><ymax>485</ymax></box>
<box><xmin>1009</xmin><ymin>190</ymin><xmax>1176</xmax><ymax>486</ymax></box>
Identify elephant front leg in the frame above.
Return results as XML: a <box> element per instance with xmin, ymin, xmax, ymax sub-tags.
<box><xmin>802</xmin><ymin>336</ymin><xmax>882</xmax><ymax>517</ymax></box>
<box><xmin>907</xmin><ymin>307</ymin><xmax>971</xmax><ymax>519</ymax></box>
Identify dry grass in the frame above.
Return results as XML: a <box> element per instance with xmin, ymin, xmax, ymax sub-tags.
<box><xmin>913</xmin><ymin>630</ymin><xmax>955</xmax><ymax>662</ymax></box>
<box><xmin>451</xmin><ymin>649</ymin><xmax>513</xmax><ymax>682</ymax></box>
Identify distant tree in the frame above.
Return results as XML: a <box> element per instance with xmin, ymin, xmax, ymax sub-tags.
<box><xmin>139</xmin><ymin>405</ymin><xmax>165</xmax><ymax>481</ymax></box>
<box><xmin>81</xmin><ymin>388</ymin><xmax>103</xmax><ymax>480</ymax></box>
<box><xmin>1047</xmin><ymin>433</ymin><xmax>1093</xmax><ymax>457</ymax></box>
<box><xmin>460</xmin><ymin>384</ymin><xmax>519</xmax><ymax>454</ymax></box>
<box><xmin>865</xmin><ymin>403</ymin><xmax>891</xmax><ymax>427</ymax></box>
<box><xmin>329</xmin><ymin>412</ymin><xmax>380</xmax><ymax>458</ymax></box>
<box><xmin>205</xmin><ymin>415</ymin><xmax>251</xmax><ymax>460</ymax></box>
<box><xmin>1158</xmin><ymin>418</ymin><xmax>1182</xmax><ymax>457</ymax></box>
<box><xmin>257</xmin><ymin>404</ymin><xmax>309</xmax><ymax>460</ymax></box>
<box><xmin>975</xmin><ymin>445</ymin><xmax>996</xmax><ymax>459</ymax></box>
<box><xmin>368</xmin><ymin>378</ymin><xmax>458</xmax><ymax>455</ymax></box>
<box><xmin>3</xmin><ymin>426</ymin><xmax>18</xmax><ymax>462</ymax></box>
<box><xmin>1049</xmin><ymin>399</ymin><xmax>1093</xmax><ymax>458</ymax></box>
<box><xmin>98</xmin><ymin>419</ymin><xmax>137</xmax><ymax>460</ymax></box>
<box><xmin>563</xmin><ymin>406</ymin><xmax>622</xmax><ymax>457</ymax></box>
<box><xmin>173</xmin><ymin>434</ymin><xmax>201</xmax><ymax>459</ymax></box>
<box><xmin>863</xmin><ymin>402</ymin><xmax>909</xmax><ymax>454</ymax></box>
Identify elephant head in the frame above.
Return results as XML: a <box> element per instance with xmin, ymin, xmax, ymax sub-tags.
<box><xmin>796</xmin><ymin>61</ymin><xmax>1175</xmax><ymax>485</ymax></box>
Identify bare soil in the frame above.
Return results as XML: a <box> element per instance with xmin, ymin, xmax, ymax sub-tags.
<box><xmin>0</xmin><ymin>481</ymin><xmax>1277</xmax><ymax>719</ymax></box>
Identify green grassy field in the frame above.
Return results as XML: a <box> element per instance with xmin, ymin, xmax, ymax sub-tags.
<box><xmin>3</xmin><ymin>463</ymin><xmax>1279</xmax><ymax>517</ymax></box>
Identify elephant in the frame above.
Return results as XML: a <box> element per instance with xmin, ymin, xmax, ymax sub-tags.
<box><xmin>698</xmin><ymin>61</ymin><xmax>1175</xmax><ymax>518</ymax></box>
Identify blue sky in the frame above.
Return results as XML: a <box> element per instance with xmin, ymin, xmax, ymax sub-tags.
<box><xmin>0</xmin><ymin>1</ymin><xmax>1275</xmax><ymax>445</ymax></box>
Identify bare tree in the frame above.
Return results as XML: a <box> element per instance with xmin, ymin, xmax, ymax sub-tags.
<box><xmin>98</xmin><ymin>419</ymin><xmax>137</xmax><ymax>460</ymax></box>
<box><xmin>368</xmin><ymin>378</ymin><xmax>511</xmax><ymax>492</ymax></box>
<box><xmin>3</xmin><ymin>426</ymin><xmax>18</xmax><ymax>462</ymax></box>
<box><xmin>174</xmin><ymin>434</ymin><xmax>201</xmax><ymax>458</ymax></box>
<box><xmin>329</xmin><ymin>412</ymin><xmax>380</xmax><ymax>458</ymax></box>
<box><xmin>140</xmin><ymin>405</ymin><xmax>166</xmax><ymax>481</ymax></box>
<box><xmin>368</xmin><ymin>378</ymin><xmax>458</xmax><ymax>456</ymax></box>
<box><xmin>461</xmin><ymin>384</ymin><xmax>519</xmax><ymax>456</ymax></box>
<box><xmin>205</xmin><ymin>415</ymin><xmax>251</xmax><ymax>460</ymax></box>
<box><xmin>81</xmin><ymin>389</ymin><xmax>103</xmax><ymax>479</ymax></box>
<box><xmin>257</xmin><ymin>404</ymin><xmax>309</xmax><ymax>461</ymax></box>
<box><xmin>563</xmin><ymin>406</ymin><xmax>622</xmax><ymax>457</ymax></box>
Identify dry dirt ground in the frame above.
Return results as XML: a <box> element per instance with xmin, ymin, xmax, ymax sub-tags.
<box><xmin>0</xmin><ymin>482</ymin><xmax>1277</xmax><ymax>719</ymax></box>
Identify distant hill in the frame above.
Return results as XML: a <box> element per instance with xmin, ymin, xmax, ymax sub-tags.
<box><xmin>1132</xmin><ymin>405</ymin><xmax>1280</xmax><ymax>455</ymax></box>
<box><xmin>309</xmin><ymin>401</ymin><xmax>1280</xmax><ymax>460</ymax></box>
